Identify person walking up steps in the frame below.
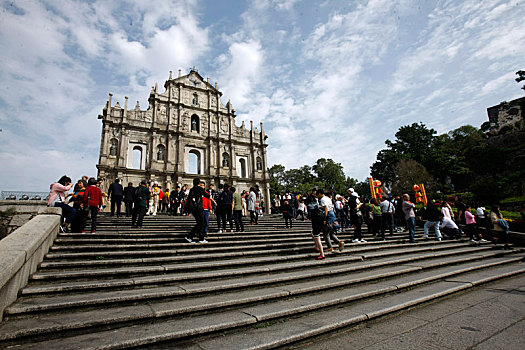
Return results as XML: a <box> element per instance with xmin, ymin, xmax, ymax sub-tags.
<box><xmin>200</xmin><ymin>181</ymin><xmax>213</xmax><ymax>240</ymax></box>
<box><xmin>248</xmin><ymin>187</ymin><xmax>259</xmax><ymax>225</ymax></box>
<box><xmin>219</xmin><ymin>184</ymin><xmax>234</xmax><ymax>233</ymax></box>
<box><xmin>215</xmin><ymin>184</ymin><xmax>224</xmax><ymax>231</ymax></box>
<box><xmin>184</xmin><ymin>178</ymin><xmax>211</xmax><ymax>243</ymax></box>
<box><xmin>307</xmin><ymin>189</ymin><xmax>325</xmax><ymax>260</ymax></box>
<box><xmin>107</xmin><ymin>178</ymin><xmax>124</xmax><ymax>217</ymax></box>
<box><xmin>348</xmin><ymin>191</ymin><xmax>366</xmax><ymax>243</ymax></box>
<box><xmin>402</xmin><ymin>194</ymin><xmax>417</xmax><ymax>243</ymax></box>
<box><xmin>380</xmin><ymin>196</ymin><xmax>395</xmax><ymax>237</ymax></box>
<box><xmin>81</xmin><ymin>177</ymin><xmax>103</xmax><ymax>234</ymax></box>
<box><xmin>318</xmin><ymin>189</ymin><xmax>344</xmax><ymax>253</ymax></box>
<box><xmin>231</xmin><ymin>187</ymin><xmax>245</xmax><ymax>232</ymax></box>
<box><xmin>131</xmin><ymin>180</ymin><xmax>150</xmax><ymax>229</ymax></box>
<box><xmin>281</xmin><ymin>200</ymin><xmax>294</xmax><ymax>228</ymax></box>
<box><xmin>123</xmin><ymin>182</ymin><xmax>135</xmax><ymax>217</ymax></box>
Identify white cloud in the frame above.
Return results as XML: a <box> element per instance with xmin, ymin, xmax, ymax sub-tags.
<box><xmin>0</xmin><ymin>0</ymin><xmax>211</xmax><ymax>191</ymax></box>
<box><xmin>481</xmin><ymin>72</ymin><xmax>516</xmax><ymax>96</ymax></box>
<box><xmin>219</xmin><ymin>40</ymin><xmax>264</xmax><ymax>109</ymax></box>
<box><xmin>1</xmin><ymin>0</ymin><xmax>524</xmax><ymax>191</ymax></box>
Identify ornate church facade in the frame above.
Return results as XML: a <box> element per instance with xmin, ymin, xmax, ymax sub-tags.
<box><xmin>96</xmin><ymin>69</ymin><xmax>270</xmax><ymax>210</ymax></box>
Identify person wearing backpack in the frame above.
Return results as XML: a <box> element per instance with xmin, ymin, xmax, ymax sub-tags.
<box><xmin>214</xmin><ymin>184</ymin><xmax>224</xmax><ymax>231</ymax></box>
<box><xmin>306</xmin><ymin>189</ymin><xmax>325</xmax><ymax>260</ymax></box>
<box><xmin>184</xmin><ymin>178</ymin><xmax>211</xmax><ymax>243</ymax></box>
<box><xmin>219</xmin><ymin>184</ymin><xmax>234</xmax><ymax>233</ymax></box>
<box><xmin>132</xmin><ymin>180</ymin><xmax>150</xmax><ymax>228</ymax></box>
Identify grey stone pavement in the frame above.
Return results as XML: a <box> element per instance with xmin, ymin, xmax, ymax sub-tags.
<box><xmin>293</xmin><ymin>274</ymin><xmax>525</xmax><ymax>350</ymax></box>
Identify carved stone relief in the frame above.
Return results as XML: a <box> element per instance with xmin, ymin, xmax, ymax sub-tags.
<box><xmin>156</xmin><ymin>105</ymin><xmax>166</xmax><ymax>124</ymax></box>
<box><xmin>220</xmin><ymin>116</ymin><xmax>228</xmax><ymax>133</ymax></box>
<box><xmin>181</xmin><ymin>112</ymin><xmax>189</xmax><ymax>132</ymax></box>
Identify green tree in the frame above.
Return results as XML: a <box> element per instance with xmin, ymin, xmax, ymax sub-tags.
<box><xmin>312</xmin><ymin>158</ymin><xmax>346</xmax><ymax>193</ymax></box>
<box><xmin>371</xmin><ymin>122</ymin><xmax>436</xmax><ymax>186</ymax></box>
<box><xmin>392</xmin><ymin>159</ymin><xmax>435</xmax><ymax>195</ymax></box>
<box><xmin>283</xmin><ymin>165</ymin><xmax>315</xmax><ymax>191</ymax></box>
<box><xmin>268</xmin><ymin>164</ymin><xmax>285</xmax><ymax>195</ymax></box>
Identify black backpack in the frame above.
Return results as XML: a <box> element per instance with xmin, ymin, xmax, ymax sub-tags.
<box><xmin>133</xmin><ymin>186</ymin><xmax>143</xmax><ymax>203</ymax></box>
<box><xmin>185</xmin><ymin>188</ymin><xmax>203</xmax><ymax>214</ymax></box>
<box><xmin>307</xmin><ymin>198</ymin><xmax>321</xmax><ymax>217</ymax></box>
<box><xmin>214</xmin><ymin>190</ymin><xmax>223</xmax><ymax>206</ymax></box>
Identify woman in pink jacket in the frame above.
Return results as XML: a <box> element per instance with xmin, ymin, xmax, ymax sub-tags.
<box><xmin>464</xmin><ymin>205</ymin><xmax>481</xmax><ymax>243</ymax></box>
<box><xmin>48</xmin><ymin>175</ymin><xmax>76</xmax><ymax>232</ymax></box>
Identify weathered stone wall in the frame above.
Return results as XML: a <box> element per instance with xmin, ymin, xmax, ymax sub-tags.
<box><xmin>96</xmin><ymin>69</ymin><xmax>272</xmax><ymax>211</ymax></box>
<box><xmin>0</xmin><ymin>206</ymin><xmax>61</xmax><ymax>320</ymax></box>
<box><xmin>0</xmin><ymin>201</ymin><xmax>48</xmax><ymax>240</ymax></box>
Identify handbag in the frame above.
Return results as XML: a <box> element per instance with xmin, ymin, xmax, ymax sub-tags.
<box><xmin>82</xmin><ymin>188</ymin><xmax>91</xmax><ymax>212</ymax></box>
<box><xmin>49</xmin><ymin>192</ymin><xmax>63</xmax><ymax>207</ymax></box>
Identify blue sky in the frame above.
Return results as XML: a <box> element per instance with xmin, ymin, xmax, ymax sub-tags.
<box><xmin>0</xmin><ymin>0</ymin><xmax>524</xmax><ymax>192</ymax></box>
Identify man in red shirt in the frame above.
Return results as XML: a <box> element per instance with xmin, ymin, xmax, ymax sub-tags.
<box><xmin>81</xmin><ymin>177</ymin><xmax>103</xmax><ymax>234</ymax></box>
<box><xmin>200</xmin><ymin>181</ymin><xmax>213</xmax><ymax>241</ymax></box>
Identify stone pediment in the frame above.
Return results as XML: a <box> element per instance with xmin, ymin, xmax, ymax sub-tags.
<box><xmin>175</xmin><ymin>70</ymin><xmax>218</xmax><ymax>93</ymax></box>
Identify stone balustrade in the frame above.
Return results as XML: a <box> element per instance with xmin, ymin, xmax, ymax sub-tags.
<box><xmin>0</xmin><ymin>206</ymin><xmax>61</xmax><ymax>320</ymax></box>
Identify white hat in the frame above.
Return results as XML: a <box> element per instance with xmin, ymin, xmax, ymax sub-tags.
<box><xmin>348</xmin><ymin>188</ymin><xmax>354</xmax><ymax>192</ymax></box>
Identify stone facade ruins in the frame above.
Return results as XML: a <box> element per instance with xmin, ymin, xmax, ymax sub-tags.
<box><xmin>485</xmin><ymin>96</ymin><xmax>525</xmax><ymax>136</ymax></box>
<box><xmin>96</xmin><ymin>69</ymin><xmax>270</xmax><ymax>211</ymax></box>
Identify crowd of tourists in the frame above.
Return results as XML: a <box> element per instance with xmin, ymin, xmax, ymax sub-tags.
<box><xmin>47</xmin><ymin>175</ymin><xmax>265</xmax><ymax>237</ymax></box>
<box><xmin>48</xmin><ymin>175</ymin><xmax>104</xmax><ymax>234</ymax></box>
<box><xmin>48</xmin><ymin>176</ymin><xmax>513</xmax><ymax>257</ymax></box>
<box><xmin>182</xmin><ymin>179</ymin><xmax>265</xmax><ymax>243</ymax></box>
<box><xmin>271</xmin><ymin>188</ymin><xmax>513</xmax><ymax>260</ymax></box>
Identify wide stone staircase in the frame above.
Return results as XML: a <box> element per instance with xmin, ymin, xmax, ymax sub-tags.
<box><xmin>0</xmin><ymin>214</ymin><xmax>524</xmax><ymax>349</ymax></box>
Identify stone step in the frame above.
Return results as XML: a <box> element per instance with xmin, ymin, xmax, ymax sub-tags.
<box><xmin>1</xmin><ymin>259</ymin><xmax>522</xmax><ymax>348</ymax></box>
<box><xmin>38</xmin><ymin>240</ymin><xmax>481</xmax><ymax>269</ymax></box>
<box><xmin>31</xmin><ymin>242</ymin><xmax>485</xmax><ymax>279</ymax></box>
<box><xmin>48</xmin><ymin>229</ymin><xmax>435</xmax><ymax>252</ymax></box>
<box><xmin>1</xmin><ymin>211</ymin><xmax>510</xmax><ymax>349</ymax></box>
<box><xmin>177</xmin><ymin>264</ymin><xmax>525</xmax><ymax>350</ymax></box>
<box><xmin>54</xmin><ymin>229</ymin><xmax>317</xmax><ymax>243</ymax></box>
<box><xmin>9</xmin><ymin>250</ymin><xmax>523</xmax><ymax>318</ymax></box>
<box><xmin>21</xmin><ymin>246</ymin><xmax>501</xmax><ymax>296</ymax></box>
<box><xmin>41</xmin><ymin>237</ymin><xmax>447</xmax><ymax>261</ymax></box>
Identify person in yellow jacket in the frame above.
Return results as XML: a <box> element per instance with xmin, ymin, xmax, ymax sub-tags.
<box><xmin>148</xmin><ymin>182</ymin><xmax>161</xmax><ymax>216</ymax></box>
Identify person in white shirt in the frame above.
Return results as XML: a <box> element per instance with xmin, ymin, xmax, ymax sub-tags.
<box><xmin>380</xmin><ymin>197</ymin><xmax>395</xmax><ymax>236</ymax></box>
<box><xmin>297</xmin><ymin>200</ymin><xmax>307</xmax><ymax>221</ymax></box>
<box><xmin>439</xmin><ymin>213</ymin><xmax>460</xmax><ymax>239</ymax></box>
<box><xmin>318</xmin><ymin>189</ymin><xmax>344</xmax><ymax>253</ymax></box>
<box><xmin>334</xmin><ymin>195</ymin><xmax>348</xmax><ymax>230</ymax></box>
<box><xmin>441</xmin><ymin>202</ymin><xmax>453</xmax><ymax>219</ymax></box>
